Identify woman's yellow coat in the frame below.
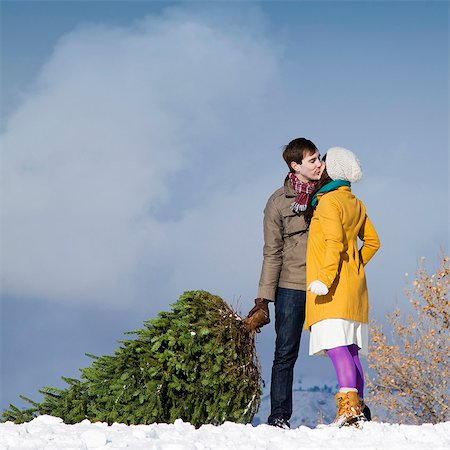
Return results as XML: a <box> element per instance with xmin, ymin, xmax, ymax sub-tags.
<box><xmin>305</xmin><ymin>186</ymin><xmax>380</xmax><ymax>330</ymax></box>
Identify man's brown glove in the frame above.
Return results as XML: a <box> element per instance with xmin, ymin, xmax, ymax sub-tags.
<box><xmin>243</xmin><ymin>298</ymin><xmax>271</xmax><ymax>336</ymax></box>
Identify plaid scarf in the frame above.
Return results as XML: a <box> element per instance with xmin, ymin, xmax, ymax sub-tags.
<box><xmin>288</xmin><ymin>172</ymin><xmax>316</xmax><ymax>213</ymax></box>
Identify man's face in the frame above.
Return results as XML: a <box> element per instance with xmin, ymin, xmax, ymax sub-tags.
<box><xmin>291</xmin><ymin>151</ymin><xmax>323</xmax><ymax>182</ymax></box>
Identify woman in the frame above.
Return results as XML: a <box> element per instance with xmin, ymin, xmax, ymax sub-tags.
<box><xmin>304</xmin><ymin>147</ymin><xmax>380</xmax><ymax>427</ymax></box>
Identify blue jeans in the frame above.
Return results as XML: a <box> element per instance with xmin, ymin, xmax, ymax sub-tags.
<box><xmin>268</xmin><ymin>287</ymin><xmax>306</xmax><ymax>423</ymax></box>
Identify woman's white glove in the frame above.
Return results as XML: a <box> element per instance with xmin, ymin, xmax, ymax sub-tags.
<box><xmin>308</xmin><ymin>280</ymin><xmax>329</xmax><ymax>296</ymax></box>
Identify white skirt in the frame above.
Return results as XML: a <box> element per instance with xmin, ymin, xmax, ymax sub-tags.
<box><xmin>309</xmin><ymin>318</ymin><xmax>368</xmax><ymax>357</ymax></box>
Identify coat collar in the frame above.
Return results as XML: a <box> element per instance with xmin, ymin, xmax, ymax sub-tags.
<box><xmin>312</xmin><ymin>181</ymin><xmax>351</xmax><ymax>206</ymax></box>
<box><xmin>283</xmin><ymin>175</ymin><xmax>297</xmax><ymax>198</ymax></box>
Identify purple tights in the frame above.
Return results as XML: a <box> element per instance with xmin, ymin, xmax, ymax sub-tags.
<box><xmin>326</xmin><ymin>344</ymin><xmax>364</xmax><ymax>397</ymax></box>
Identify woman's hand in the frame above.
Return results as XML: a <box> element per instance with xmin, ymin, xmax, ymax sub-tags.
<box><xmin>308</xmin><ymin>280</ymin><xmax>329</xmax><ymax>296</ymax></box>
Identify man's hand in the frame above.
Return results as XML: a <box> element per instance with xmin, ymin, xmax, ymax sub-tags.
<box><xmin>308</xmin><ymin>280</ymin><xmax>329</xmax><ymax>296</ymax></box>
<box><xmin>243</xmin><ymin>298</ymin><xmax>270</xmax><ymax>336</ymax></box>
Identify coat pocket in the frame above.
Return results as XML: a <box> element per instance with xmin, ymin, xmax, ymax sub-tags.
<box><xmin>281</xmin><ymin>206</ymin><xmax>307</xmax><ymax>238</ymax></box>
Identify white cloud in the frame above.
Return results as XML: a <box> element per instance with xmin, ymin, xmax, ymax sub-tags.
<box><xmin>1</xmin><ymin>6</ymin><xmax>284</xmax><ymax>307</ymax></box>
<box><xmin>2</xmin><ymin>4</ymin><xmax>447</xmax><ymax>317</ymax></box>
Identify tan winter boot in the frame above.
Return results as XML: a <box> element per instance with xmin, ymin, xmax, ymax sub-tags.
<box><xmin>331</xmin><ymin>390</ymin><xmax>366</xmax><ymax>427</ymax></box>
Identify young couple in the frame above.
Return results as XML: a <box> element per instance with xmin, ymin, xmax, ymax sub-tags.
<box><xmin>246</xmin><ymin>138</ymin><xmax>380</xmax><ymax>429</ymax></box>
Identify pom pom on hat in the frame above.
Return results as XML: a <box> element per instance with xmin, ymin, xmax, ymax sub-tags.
<box><xmin>325</xmin><ymin>147</ymin><xmax>363</xmax><ymax>183</ymax></box>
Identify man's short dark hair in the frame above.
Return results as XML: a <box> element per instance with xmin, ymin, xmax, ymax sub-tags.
<box><xmin>283</xmin><ymin>138</ymin><xmax>318</xmax><ymax>173</ymax></box>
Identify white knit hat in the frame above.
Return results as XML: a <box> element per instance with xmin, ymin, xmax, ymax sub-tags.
<box><xmin>325</xmin><ymin>147</ymin><xmax>363</xmax><ymax>183</ymax></box>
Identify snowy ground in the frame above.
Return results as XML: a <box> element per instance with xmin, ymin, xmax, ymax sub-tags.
<box><xmin>1</xmin><ymin>415</ymin><xmax>449</xmax><ymax>450</ymax></box>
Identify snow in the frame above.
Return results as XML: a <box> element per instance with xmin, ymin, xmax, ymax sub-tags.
<box><xmin>0</xmin><ymin>415</ymin><xmax>449</xmax><ymax>450</ymax></box>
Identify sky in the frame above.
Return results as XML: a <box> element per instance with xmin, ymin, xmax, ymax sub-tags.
<box><xmin>1</xmin><ymin>0</ymin><xmax>449</xmax><ymax>417</ymax></box>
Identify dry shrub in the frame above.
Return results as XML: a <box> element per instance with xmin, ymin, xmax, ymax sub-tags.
<box><xmin>368</xmin><ymin>255</ymin><xmax>449</xmax><ymax>424</ymax></box>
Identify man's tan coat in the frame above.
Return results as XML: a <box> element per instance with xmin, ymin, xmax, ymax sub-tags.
<box><xmin>258</xmin><ymin>178</ymin><xmax>309</xmax><ymax>301</ymax></box>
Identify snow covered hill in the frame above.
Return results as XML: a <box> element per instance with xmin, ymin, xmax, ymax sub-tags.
<box><xmin>1</xmin><ymin>415</ymin><xmax>449</xmax><ymax>450</ymax></box>
<box><xmin>2</xmin><ymin>383</ymin><xmax>446</xmax><ymax>449</ymax></box>
<box><xmin>253</xmin><ymin>387</ymin><xmax>336</xmax><ymax>428</ymax></box>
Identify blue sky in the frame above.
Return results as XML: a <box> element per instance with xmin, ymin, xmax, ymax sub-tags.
<box><xmin>1</xmin><ymin>0</ymin><xmax>448</xmax><ymax>416</ymax></box>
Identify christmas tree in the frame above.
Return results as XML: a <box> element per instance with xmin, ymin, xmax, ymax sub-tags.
<box><xmin>3</xmin><ymin>290</ymin><xmax>261</xmax><ymax>427</ymax></box>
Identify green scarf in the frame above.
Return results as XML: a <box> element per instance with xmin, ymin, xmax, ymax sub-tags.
<box><xmin>311</xmin><ymin>180</ymin><xmax>351</xmax><ymax>207</ymax></box>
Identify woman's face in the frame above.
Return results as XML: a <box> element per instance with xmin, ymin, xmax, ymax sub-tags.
<box><xmin>291</xmin><ymin>151</ymin><xmax>324</xmax><ymax>182</ymax></box>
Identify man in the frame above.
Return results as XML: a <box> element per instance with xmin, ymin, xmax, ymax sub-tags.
<box><xmin>245</xmin><ymin>137</ymin><xmax>323</xmax><ymax>429</ymax></box>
